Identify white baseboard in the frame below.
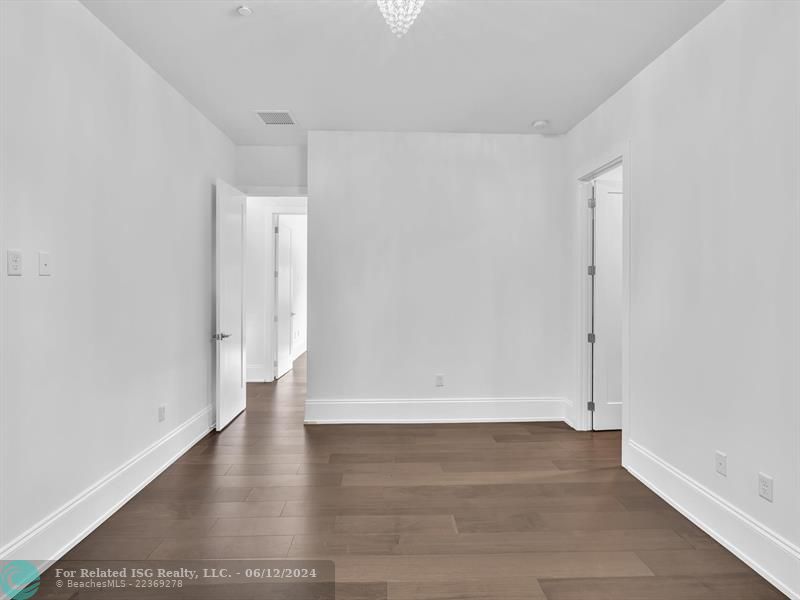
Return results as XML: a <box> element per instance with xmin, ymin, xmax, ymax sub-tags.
<box><xmin>304</xmin><ymin>396</ymin><xmax>568</xmax><ymax>424</ymax></box>
<box><xmin>562</xmin><ymin>412</ymin><xmax>583</xmax><ymax>431</ymax></box>
<box><xmin>0</xmin><ymin>406</ymin><xmax>214</xmax><ymax>569</ymax></box>
<box><xmin>247</xmin><ymin>364</ymin><xmax>274</xmax><ymax>383</ymax></box>
<box><xmin>625</xmin><ymin>440</ymin><xmax>800</xmax><ymax>599</ymax></box>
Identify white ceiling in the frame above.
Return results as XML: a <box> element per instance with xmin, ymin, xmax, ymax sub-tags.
<box><xmin>82</xmin><ymin>0</ymin><xmax>721</xmax><ymax>146</ymax></box>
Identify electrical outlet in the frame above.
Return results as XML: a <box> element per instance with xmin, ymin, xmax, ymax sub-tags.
<box><xmin>758</xmin><ymin>473</ymin><xmax>774</xmax><ymax>502</ymax></box>
<box><xmin>6</xmin><ymin>249</ymin><xmax>22</xmax><ymax>276</ymax></box>
<box><xmin>158</xmin><ymin>405</ymin><xmax>166</xmax><ymax>423</ymax></box>
<box><xmin>435</xmin><ymin>374</ymin><xmax>444</xmax><ymax>387</ymax></box>
<box><xmin>715</xmin><ymin>451</ymin><xmax>727</xmax><ymax>477</ymax></box>
<box><xmin>38</xmin><ymin>251</ymin><xmax>51</xmax><ymax>276</ymax></box>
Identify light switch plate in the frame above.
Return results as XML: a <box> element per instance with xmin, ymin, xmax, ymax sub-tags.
<box><xmin>38</xmin><ymin>251</ymin><xmax>51</xmax><ymax>276</ymax></box>
<box><xmin>6</xmin><ymin>249</ymin><xmax>22</xmax><ymax>276</ymax></box>
<box><xmin>758</xmin><ymin>472</ymin><xmax>774</xmax><ymax>502</ymax></box>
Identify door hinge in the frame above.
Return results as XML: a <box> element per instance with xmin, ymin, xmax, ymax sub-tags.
<box><xmin>274</xmin><ymin>315</ymin><xmax>278</xmax><ymax>322</ymax></box>
<box><xmin>274</xmin><ymin>226</ymin><xmax>279</xmax><ymax>234</ymax></box>
<box><xmin>587</xmin><ymin>401</ymin><xmax>596</xmax><ymax>411</ymax></box>
<box><xmin>274</xmin><ymin>270</ymin><xmax>279</xmax><ymax>278</ymax></box>
<box><xmin>587</xmin><ymin>265</ymin><xmax>596</xmax><ymax>276</ymax></box>
<box><xmin>588</xmin><ymin>197</ymin><xmax>596</xmax><ymax>209</ymax></box>
<box><xmin>273</xmin><ymin>360</ymin><xmax>278</xmax><ymax>367</ymax></box>
<box><xmin>587</xmin><ymin>333</ymin><xmax>596</xmax><ymax>343</ymax></box>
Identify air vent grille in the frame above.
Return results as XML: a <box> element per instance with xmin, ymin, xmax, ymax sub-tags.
<box><xmin>256</xmin><ymin>111</ymin><xmax>295</xmax><ymax>125</ymax></box>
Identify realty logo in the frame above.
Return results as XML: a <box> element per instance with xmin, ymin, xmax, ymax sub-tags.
<box><xmin>0</xmin><ymin>561</ymin><xmax>40</xmax><ymax>600</ymax></box>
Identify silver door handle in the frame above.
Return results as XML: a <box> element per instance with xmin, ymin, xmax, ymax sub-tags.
<box><xmin>212</xmin><ymin>333</ymin><xmax>232</xmax><ymax>341</ymax></box>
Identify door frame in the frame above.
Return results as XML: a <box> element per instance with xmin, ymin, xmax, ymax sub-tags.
<box><xmin>573</xmin><ymin>143</ymin><xmax>632</xmax><ymax>447</ymax></box>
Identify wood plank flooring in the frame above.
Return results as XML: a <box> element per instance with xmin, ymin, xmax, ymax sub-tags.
<box><xmin>59</xmin><ymin>355</ymin><xmax>785</xmax><ymax>599</ymax></box>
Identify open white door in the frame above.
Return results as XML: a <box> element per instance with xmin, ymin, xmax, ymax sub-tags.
<box><xmin>215</xmin><ymin>179</ymin><xmax>246</xmax><ymax>431</ymax></box>
<box><xmin>274</xmin><ymin>215</ymin><xmax>293</xmax><ymax>379</ymax></box>
<box><xmin>592</xmin><ymin>179</ymin><xmax>623</xmax><ymax>430</ymax></box>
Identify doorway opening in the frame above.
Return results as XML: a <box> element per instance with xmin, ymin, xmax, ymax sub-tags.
<box><xmin>213</xmin><ymin>181</ymin><xmax>307</xmax><ymax>431</ymax></box>
<box><xmin>580</xmin><ymin>161</ymin><xmax>625</xmax><ymax>431</ymax></box>
<box><xmin>245</xmin><ymin>197</ymin><xmax>307</xmax><ymax>384</ymax></box>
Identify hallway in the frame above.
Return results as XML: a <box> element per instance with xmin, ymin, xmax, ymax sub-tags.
<box><xmin>57</xmin><ymin>355</ymin><xmax>784</xmax><ymax>599</ymax></box>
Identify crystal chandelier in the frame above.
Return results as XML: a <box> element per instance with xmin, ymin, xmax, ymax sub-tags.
<box><xmin>377</xmin><ymin>0</ymin><xmax>426</xmax><ymax>38</ymax></box>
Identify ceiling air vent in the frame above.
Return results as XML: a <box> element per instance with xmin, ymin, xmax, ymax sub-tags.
<box><xmin>256</xmin><ymin>111</ymin><xmax>296</xmax><ymax>126</ymax></box>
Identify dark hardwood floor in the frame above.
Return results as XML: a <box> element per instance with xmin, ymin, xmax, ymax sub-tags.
<box><xmin>61</xmin><ymin>355</ymin><xmax>785</xmax><ymax>599</ymax></box>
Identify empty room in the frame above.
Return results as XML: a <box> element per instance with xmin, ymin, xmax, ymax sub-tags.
<box><xmin>1</xmin><ymin>1</ymin><xmax>798</xmax><ymax>599</ymax></box>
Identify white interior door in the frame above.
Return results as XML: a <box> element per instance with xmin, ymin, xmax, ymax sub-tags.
<box><xmin>274</xmin><ymin>215</ymin><xmax>293</xmax><ymax>379</ymax></box>
<box><xmin>215</xmin><ymin>179</ymin><xmax>246</xmax><ymax>431</ymax></box>
<box><xmin>286</xmin><ymin>215</ymin><xmax>308</xmax><ymax>360</ymax></box>
<box><xmin>592</xmin><ymin>179</ymin><xmax>623</xmax><ymax>430</ymax></box>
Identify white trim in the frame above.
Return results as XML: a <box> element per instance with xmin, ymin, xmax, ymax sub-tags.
<box><xmin>625</xmin><ymin>440</ymin><xmax>800</xmax><ymax>600</ymax></box>
<box><xmin>562</xmin><ymin>412</ymin><xmax>578</xmax><ymax>431</ymax></box>
<box><xmin>304</xmin><ymin>397</ymin><xmax>569</xmax><ymax>424</ymax></box>
<box><xmin>0</xmin><ymin>406</ymin><xmax>214</xmax><ymax>567</ymax></box>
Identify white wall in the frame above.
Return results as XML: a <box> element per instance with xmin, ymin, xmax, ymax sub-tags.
<box><xmin>3</xmin><ymin>0</ymin><xmax>796</xmax><ymax>594</ymax></box>
<box><xmin>236</xmin><ymin>146</ymin><xmax>307</xmax><ymax>196</ymax></box>
<box><xmin>246</xmin><ymin>197</ymin><xmax>307</xmax><ymax>382</ymax></box>
<box><xmin>565</xmin><ymin>1</ymin><xmax>799</xmax><ymax>595</ymax></box>
<box><xmin>0</xmin><ymin>0</ymin><xmax>235</xmax><ymax>561</ymax></box>
<box><xmin>307</xmin><ymin>131</ymin><xmax>574</xmax><ymax>422</ymax></box>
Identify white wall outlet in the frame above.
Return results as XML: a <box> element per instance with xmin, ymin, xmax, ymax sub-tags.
<box><xmin>38</xmin><ymin>251</ymin><xmax>51</xmax><ymax>276</ymax></box>
<box><xmin>715</xmin><ymin>451</ymin><xmax>727</xmax><ymax>476</ymax></box>
<box><xmin>758</xmin><ymin>472</ymin><xmax>774</xmax><ymax>502</ymax></box>
<box><xmin>158</xmin><ymin>405</ymin><xmax>167</xmax><ymax>422</ymax></box>
<box><xmin>6</xmin><ymin>249</ymin><xmax>22</xmax><ymax>276</ymax></box>
<box><xmin>435</xmin><ymin>374</ymin><xmax>445</xmax><ymax>387</ymax></box>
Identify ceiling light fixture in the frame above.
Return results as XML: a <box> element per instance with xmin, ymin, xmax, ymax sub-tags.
<box><xmin>237</xmin><ymin>5</ymin><xmax>252</xmax><ymax>16</ymax></box>
<box><xmin>531</xmin><ymin>120</ymin><xmax>550</xmax><ymax>131</ymax></box>
<box><xmin>377</xmin><ymin>0</ymin><xmax>425</xmax><ymax>38</ymax></box>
